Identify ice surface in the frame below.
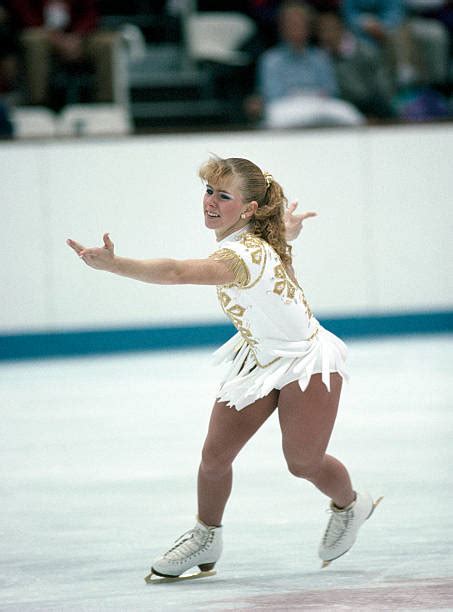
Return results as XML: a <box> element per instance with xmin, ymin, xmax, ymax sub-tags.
<box><xmin>1</xmin><ymin>335</ymin><xmax>452</xmax><ymax>611</ymax></box>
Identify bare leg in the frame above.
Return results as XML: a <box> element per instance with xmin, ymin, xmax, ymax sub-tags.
<box><xmin>198</xmin><ymin>390</ymin><xmax>279</xmax><ymax>526</ymax></box>
<box><xmin>278</xmin><ymin>373</ymin><xmax>354</xmax><ymax>509</ymax></box>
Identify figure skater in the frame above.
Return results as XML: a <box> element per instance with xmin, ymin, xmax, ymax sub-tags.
<box><xmin>67</xmin><ymin>156</ymin><xmax>381</xmax><ymax>582</ymax></box>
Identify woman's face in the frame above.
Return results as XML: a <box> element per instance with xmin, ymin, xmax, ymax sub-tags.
<box><xmin>203</xmin><ymin>175</ymin><xmax>254</xmax><ymax>241</ymax></box>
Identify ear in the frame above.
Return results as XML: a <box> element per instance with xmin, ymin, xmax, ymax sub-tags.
<box><xmin>245</xmin><ymin>201</ymin><xmax>258</xmax><ymax>218</ymax></box>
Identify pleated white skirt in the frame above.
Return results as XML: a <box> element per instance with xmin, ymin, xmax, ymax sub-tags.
<box><xmin>213</xmin><ymin>325</ymin><xmax>349</xmax><ymax>411</ymax></box>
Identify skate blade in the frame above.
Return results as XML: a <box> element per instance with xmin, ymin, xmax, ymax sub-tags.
<box><xmin>144</xmin><ymin>569</ymin><xmax>216</xmax><ymax>584</ymax></box>
<box><xmin>320</xmin><ymin>552</ymin><xmax>347</xmax><ymax>569</ymax></box>
<box><xmin>366</xmin><ymin>495</ymin><xmax>384</xmax><ymax>520</ymax></box>
<box><xmin>373</xmin><ymin>496</ymin><xmax>384</xmax><ymax>510</ymax></box>
<box><xmin>321</xmin><ymin>496</ymin><xmax>384</xmax><ymax>569</ymax></box>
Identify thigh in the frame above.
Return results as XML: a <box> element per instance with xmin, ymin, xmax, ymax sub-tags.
<box><xmin>278</xmin><ymin>373</ymin><xmax>342</xmax><ymax>464</ymax></box>
<box><xmin>202</xmin><ymin>390</ymin><xmax>279</xmax><ymax>464</ymax></box>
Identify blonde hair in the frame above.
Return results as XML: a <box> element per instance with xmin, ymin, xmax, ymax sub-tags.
<box><xmin>199</xmin><ymin>156</ymin><xmax>292</xmax><ymax>267</ymax></box>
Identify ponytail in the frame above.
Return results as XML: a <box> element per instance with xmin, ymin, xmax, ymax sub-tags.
<box><xmin>250</xmin><ymin>179</ymin><xmax>292</xmax><ymax>267</ymax></box>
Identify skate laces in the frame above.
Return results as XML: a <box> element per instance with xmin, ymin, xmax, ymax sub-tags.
<box><xmin>163</xmin><ymin>527</ymin><xmax>209</xmax><ymax>561</ymax></box>
<box><xmin>322</xmin><ymin>507</ymin><xmax>354</xmax><ymax>547</ymax></box>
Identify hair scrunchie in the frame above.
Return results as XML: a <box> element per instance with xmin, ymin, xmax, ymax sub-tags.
<box><xmin>263</xmin><ymin>171</ymin><xmax>273</xmax><ymax>189</ymax></box>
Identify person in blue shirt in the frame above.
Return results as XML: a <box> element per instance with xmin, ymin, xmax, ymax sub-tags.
<box><xmin>342</xmin><ymin>0</ymin><xmax>405</xmax><ymax>44</ymax></box>
<box><xmin>255</xmin><ymin>0</ymin><xmax>364</xmax><ymax>127</ymax></box>
<box><xmin>317</xmin><ymin>10</ymin><xmax>395</xmax><ymax>118</ymax></box>
<box><xmin>341</xmin><ymin>0</ymin><xmax>449</xmax><ymax>87</ymax></box>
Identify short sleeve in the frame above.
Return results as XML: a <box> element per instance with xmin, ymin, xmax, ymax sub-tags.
<box><xmin>209</xmin><ymin>248</ymin><xmax>250</xmax><ymax>287</ymax></box>
<box><xmin>210</xmin><ymin>232</ymin><xmax>267</xmax><ymax>289</ymax></box>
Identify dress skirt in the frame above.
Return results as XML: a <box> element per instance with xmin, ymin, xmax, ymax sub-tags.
<box><xmin>212</xmin><ymin>325</ymin><xmax>349</xmax><ymax>411</ymax></box>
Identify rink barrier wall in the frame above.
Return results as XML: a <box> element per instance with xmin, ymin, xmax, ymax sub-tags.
<box><xmin>1</xmin><ymin>124</ymin><xmax>452</xmax><ymax>338</ymax></box>
<box><xmin>1</xmin><ymin>310</ymin><xmax>452</xmax><ymax>361</ymax></box>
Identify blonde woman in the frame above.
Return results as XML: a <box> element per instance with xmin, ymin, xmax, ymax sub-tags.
<box><xmin>67</xmin><ymin>156</ymin><xmax>381</xmax><ymax>582</ymax></box>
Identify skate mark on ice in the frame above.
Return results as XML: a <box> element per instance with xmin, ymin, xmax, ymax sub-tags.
<box><xmin>210</xmin><ymin>577</ymin><xmax>453</xmax><ymax>610</ymax></box>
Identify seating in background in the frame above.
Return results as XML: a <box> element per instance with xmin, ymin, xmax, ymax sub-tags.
<box><xmin>57</xmin><ymin>103</ymin><xmax>131</xmax><ymax>136</ymax></box>
<box><xmin>11</xmin><ymin>103</ymin><xmax>131</xmax><ymax>138</ymax></box>
<box><xmin>186</xmin><ymin>12</ymin><xmax>257</xmax><ymax>66</ymax></box>
<box><xmin>11</xmin><ymin>106</ymin><xmax>57</xmax><ymax>138</ymax></box>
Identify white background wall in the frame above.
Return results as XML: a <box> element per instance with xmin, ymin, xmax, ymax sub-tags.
<box><xmin>1</xmin><ymin>124</ymin><xmax>452</xmax><ymax>334</ymax></box>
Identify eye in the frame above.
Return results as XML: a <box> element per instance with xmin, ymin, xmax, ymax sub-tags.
<box><xmin>206</xmin><ymin>187</ymin><xmax>213</xmax><ymax>195</ymax></box>
<box><xmin>220</xmin><ymin>193</ymin><xmax>232</xmax><ymax>200</ymax></box>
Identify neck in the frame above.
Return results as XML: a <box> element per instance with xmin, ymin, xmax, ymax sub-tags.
<box><xmin>287</xmin><ymin>41</ymin><xmax>307</xmax><ymax>53</ymax></box>
<box><xmin>215</xmin><ymin>220</ymin><xmax>250</xmax><ymax>242</ymax></box>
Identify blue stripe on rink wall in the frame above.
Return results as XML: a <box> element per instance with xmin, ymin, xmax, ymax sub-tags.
<box><xmin>1</xmin><ymin>311</ymin><xmax>452</xmax><ymax>361</ymax></box>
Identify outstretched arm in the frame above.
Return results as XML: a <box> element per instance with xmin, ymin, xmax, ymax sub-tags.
<box><xmin>66</xmin><ymin>233</ymin><xmax>236</xmax><ymax>286</ymax></box>
<box><xmin>284</xmin><ymin>201</ymin><xmax>317</xmax><ymax>241</ymax></box>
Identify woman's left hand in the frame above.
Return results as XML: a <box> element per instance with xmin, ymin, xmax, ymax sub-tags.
<box><xmin>284</xmin><ymin>201</ymin><xmax>317</xmax><ymax>241</ymax></box>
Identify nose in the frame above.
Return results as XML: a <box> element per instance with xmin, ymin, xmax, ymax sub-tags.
<box><xmin>205</xmin><ymin>192</ymin><xmax>217</xmax><ymax>207</ymax></box>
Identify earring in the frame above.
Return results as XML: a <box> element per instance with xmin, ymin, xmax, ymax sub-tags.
<box><xmin>241</xmin><ymin>213</ymin><xmax>246</xmax><ymax>219</ymax></box>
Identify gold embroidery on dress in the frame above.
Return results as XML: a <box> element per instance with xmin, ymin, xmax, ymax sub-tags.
<box><xmin>217</xmin><ymin>288</ymin><xmax>258</xmax><ymax>347</ymax></box>
<box><xmin>273</xmin><ymin>264</ymin><xmax>297</xmax><ymax>299</ymax></box>
<box><xmin>300</xmin><ymin>289</ymin><xmax>313</xmax><ymax>319</ymax></box>
<box><xmin>272</xmin><ymin>264</ymin><xmax>313</xmax><ymax>317</ymax></box>
<box><xmin>219</xmin><ymin>292</ymin><xmax>231</xmax><ymax>308</ymax></box>
<box><xmin>251</xmin><ymin>353</ymin><xmax>281</xmax><ymax>368</ymax></box>
<box><xmin>250</xmin><ymin>249</ymin><xmax>262</xmax><ymax>264</ymax></box>
<box><xmin>239</xmin><ymin>233</ymin><xmax>267</xmax><ymax>289</ymax></box>
<box><xmin>307</xmin><ymin>327</ymin><xmax>319</xmax><ymax>341</ymax></box>
<box><xmin>240</xmin><ymin>233</ymin><xmax>261</xmax><ymax>249</ymax></box>
<box><xmin>215</xmin><ymin>231</ymin><xmax>315</xmax><ymax>368</ymax></box>
<box><xmin>228</xmin><ymin>304</ymin><xmax>246</xmax><ymax>318</ymax></box>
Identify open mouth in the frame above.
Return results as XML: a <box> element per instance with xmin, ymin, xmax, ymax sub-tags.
<box><xmin>206</xmin><ymin>211</ymin><xmax>220</xmax><ymax>218</ymax></box>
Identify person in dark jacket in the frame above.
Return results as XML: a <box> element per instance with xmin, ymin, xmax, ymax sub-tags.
<box><xmin>9</xmin><ymin>0</ymin><xmax>119</xmax><ymax>105</ymax></box>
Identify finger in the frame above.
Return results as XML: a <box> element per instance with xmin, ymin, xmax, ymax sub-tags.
<box><xmin>287</xmin><ymin>200</ymin><xmax>299</xmax><ymax>213</ymax></box>
<box><xmin>299</xmin><ymin>211</ymin><xmax>317</xmax><ymax>221</ymax></box>
<box><xmin>103</xmin><ymin>232</ymin><xmax>114</xmax><ymax>249</ymax></box>
<box><xmin>66</xmin><ymin>238</ymin><xmax>86</xmax><ymax>254</ymax></box>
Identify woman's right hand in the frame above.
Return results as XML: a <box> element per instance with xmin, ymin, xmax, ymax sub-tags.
<box><xmin>66</xmin><ymin>233</ymin><xmax>116</xmax><ymax>272</ymax></box>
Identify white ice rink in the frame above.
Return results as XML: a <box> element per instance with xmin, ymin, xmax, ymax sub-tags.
<box><xmin>1</xmin><ymin>334</ymin><xmax>452</xmax><ymax>611</ymax></box>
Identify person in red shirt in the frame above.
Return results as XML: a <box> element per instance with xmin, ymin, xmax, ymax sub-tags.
<box><xmin>9</xmin><ymin>0</ymin><xmax>119</xmax><ymax>105</ymax></box>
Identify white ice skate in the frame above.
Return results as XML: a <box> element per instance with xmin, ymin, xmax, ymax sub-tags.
<box><xmin>319</xmin><ymin>491</ymin><xmax>383</xmax><ymax>568</ymax></box>
<box><xmin>145</xmin><ymin>519</ymin><xmax>222</xmax><ymax>583</ymax></box>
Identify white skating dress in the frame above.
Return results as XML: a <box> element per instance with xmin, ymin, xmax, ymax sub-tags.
<box><xmin>210</xmin><ymin>226</ymin><xmax>348</xmax><ymax>410</ymax></box>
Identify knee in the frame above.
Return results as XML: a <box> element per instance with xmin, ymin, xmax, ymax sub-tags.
<box><xmin>285</xmin><ymin>457</ymin><xmax>322</xmax><ymax>481</ymax></box>
<box><xmin>200</xmin><ymin>444</ymin><xmax>235</xmax><ymax>479</ymax></box>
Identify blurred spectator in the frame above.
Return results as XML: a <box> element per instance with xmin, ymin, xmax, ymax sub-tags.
<box><xmin>0</xmin><ymin>97</ymin><xmax>13</xmax><ymax>136</ymax></box>
<box><xmin>9</xmin><ymin>0</ymin><xmax>120</xmax><ymax>106</ymax></box>
<box><xmin>341</xmin><ymin>0</ymin><xmax>405</xmax><ymax>42</ymax></box>
<box><xmin>341</xmin><ymin>0</ymin><xmax>450</xmax><ymax>87</ymax></box>
<box><xmin>317</xmin><ymin>11</ymin><xmax>394</xmax><ymax>117</ymax></box>
<box><xmin>404</xmin><ymin>1</ymin><xmax>452</xmax><ymax>85</ymax></box>
<box><xmin>405</xmin><ymin>0</ymin><xmax>453</xmax><ymax>34</ymax></box>
<box><xmin>245</xmin><ymin>0</ymin><xmax>340</xmax><ymax>48</ymax></box>
<box><xmin>253</xmin><ymin>0</ymin><xmax>364</xmax><ymax>127</ymax></box>
<box><xmin>0</xmin><ymin>1</ymin><xmax>18</xmax><ymax>97</ymax></box>
<box><xmin>304</xmin><ymin>0</ymin><xmax>340</xmax><ymax>11</ymax></box>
